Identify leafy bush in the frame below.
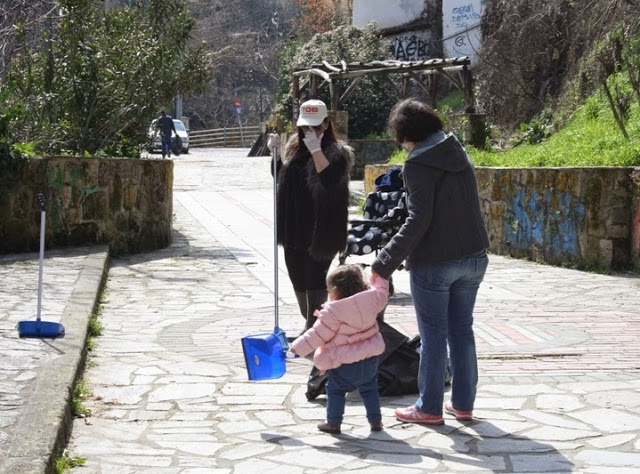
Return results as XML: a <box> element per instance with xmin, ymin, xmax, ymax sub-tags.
<box><xmin>273</xmin><ymin>25</ymin><xmax>397</xmax><ymax>139</ymax></box>
<box><xmin>2</xmin><ymin>0</ymin><xmax>211</xmax><ymax>157</ymax></box>
<box><xmin>518</xmin><ymin>119</ymin><xmax>553</xmax><ymax>145</ymax></box>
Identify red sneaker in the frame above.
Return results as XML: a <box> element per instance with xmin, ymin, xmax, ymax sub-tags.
<box><xmin>395</xmin><ymin>406</ymin><xmax>444</xmax><ymax>425</ymax></box>
<box><xmin>444</xmin><ymin>401</ymin><xmax>473</xmax><ymax>421</ymax></box>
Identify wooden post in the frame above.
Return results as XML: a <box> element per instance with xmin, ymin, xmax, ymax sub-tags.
<box><xmin>292</xmin><ymin>75</ymin><xmax>300</xmax><ymax>128</ymax></box>
<box><xmin>461</xmin><ymin>65</ymin><xmax>475</xmax><ymax>113</ymax></box>
<box><xmin>401</xmin><ymin>75</ymin><xmax>410</xmax><ymax>98</ymax></box>
<box><xmin>329</xmin><ymin>81</ymin><xmax>339</xmax><ymax>112</ymax></box>
<box><xmin>429</xmin><ymin>74</ymin><xmax>439</xmax><ymax>109</ymax></box>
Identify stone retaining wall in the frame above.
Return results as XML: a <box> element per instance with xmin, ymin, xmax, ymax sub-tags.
<box><xmin>364</xmin><ymin>164</ymin><xmax>640</xmax><ymax>271</ymax></box>
<box><xmin>0</xmin><ymin>156</ymin><xmax>173</xmax><ymax>256</ymax></box>
<box><xmin>348</xmin><ymin>139</ymin><xmax>399</xmax><ymax>179</ymax></box>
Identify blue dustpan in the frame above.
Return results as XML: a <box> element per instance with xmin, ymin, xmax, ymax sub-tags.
<box><xmin>241</xmin><ymin>332</ymin><xmax>286</xmax><ymax>381</ymax></box>
<box><xmin>17</xmin><ymin>320</ymin><xmax>65</xmax><ymax>339</ymax></box>
<box><xmin>241</xmin><ymin>144</ymin><xmax>290</xmax><ymax>380</ymax></box>
<box><xmin>17</xmin><ymin>194</ymin><xmax>66</xmax><ymax>339</ymax></box>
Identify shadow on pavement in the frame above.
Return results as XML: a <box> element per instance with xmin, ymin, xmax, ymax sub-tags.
<box><xmin>260</xmin><ymin>418</ymin><xmax>574</xmax><ymax>472</ymax></box>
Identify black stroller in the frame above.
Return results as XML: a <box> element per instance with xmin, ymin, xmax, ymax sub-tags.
<box><xmin>339</xmin><ymin>167</ymin><xmax>407</xmax><ymax>265</ymax></box>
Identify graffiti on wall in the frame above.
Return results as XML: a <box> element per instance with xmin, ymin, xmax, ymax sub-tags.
<box><xmin>391</xmin><ymin>31</ymin><xmax>432</xmax><ymax>61</ymax></box>
<box><xmin>443</xmin><ymin>0</ymin><xmax>484</xmax><ymax>64</ymax></box>
<box><xmin>503</xmin><ymin>188</ymin><xmax>586</xmax><ymax>259</ymax></box>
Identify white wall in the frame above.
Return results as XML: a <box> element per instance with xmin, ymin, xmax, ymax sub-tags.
<box><xmin>443</xmin><ymin>0</ymin><xmax>485</xmax><ymax>66</ymax></box>
<box><xmin>352</xmin><ymin>0</ymin><xmax>424</xmax><ymax>29</ymax></box>
<box><xmin>391</xmin><ymin>30</ymin><xmax>433</xmax><ymax>61</ymax></box>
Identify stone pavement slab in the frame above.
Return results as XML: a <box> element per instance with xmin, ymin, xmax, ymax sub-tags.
<box><xmin>0</xmin><ymin>246</ymin><xmax>109</xmax><ymax>473</ymax></box>
<box><xmin>2</xmin><ymin>148</ymin><xmax>640</xmax><ymax>473</ymax></box>
<box><xmin>64</xmin><ymin>149</ymin><xmax>640</xmax><ymax>473</ymax></box>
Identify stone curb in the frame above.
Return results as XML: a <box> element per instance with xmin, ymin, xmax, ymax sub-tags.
<box><xmin>0</xmin><ymin>247</ymin><xmax>110</xmax><ymax>474</ymax></box>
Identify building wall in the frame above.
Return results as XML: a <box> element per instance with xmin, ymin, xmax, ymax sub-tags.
<box><xmin>353</xmin><ymin>0</ymin><xmax>485</xmax><ymax>64</ymax></box>
<box><xmin>391</xmin><ymin>30</ymin><xmax>434</xmax><ymax>61</ymax></box>
<box><xmin>443</xmin><ymin>0</ymin><xmax>485</xmax><ymax>65</ymax></box>
<box><xmin>352</xmin><ymin>0</ymin><xmax>423</xmax><ymax>29</ymax></box>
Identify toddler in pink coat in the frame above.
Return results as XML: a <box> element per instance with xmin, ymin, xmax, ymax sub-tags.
<box><xmin>289</xmin><ymin>264</ymin><xmax>389</xmax><ymax>434</ymax></box>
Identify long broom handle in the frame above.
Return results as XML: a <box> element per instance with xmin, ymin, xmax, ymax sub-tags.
<box><xmin>37</xmin><ymin>193</ymin><xmax>45</xmax><ymax>323</ymax></box>
<box><xmin>272</xmin><ymin>145</ymin><xmax>279</xmax><ymax>329</ymax></box>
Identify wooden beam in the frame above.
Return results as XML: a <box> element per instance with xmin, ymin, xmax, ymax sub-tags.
<box><xmin>384</xmin><ymin>75</ymin><xmax>402</xmax><ymax>96</ymax></box>
<box><xmin>339</xmin><ymin>76</ymin><xmax>364</xmax><ymax>105</ymax></box>
<box><xmin>292</xmin><ymin>68</ymin><xmax>331</xmax><ymax>82</ymax></box>
<box><xmin>322</xmin><ymin>60</ymin><xmax>341</xmax><ymax>72</ymax></box>
<box><xmin>408</xmin><ymin>70</ymin><xmax>432</xmax><ymax>99</ymax></box>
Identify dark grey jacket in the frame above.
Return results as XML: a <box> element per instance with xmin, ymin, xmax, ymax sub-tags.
<box><xmin>371</xmin><ymin>134</ymin><xmax>489</xmax><ymax>279</ymax></box>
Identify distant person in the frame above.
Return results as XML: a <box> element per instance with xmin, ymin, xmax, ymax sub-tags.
<box><xmin>371</xmin><ymin>98</ymin><xmax>490</xmax><ymax>425</ymax></box>
<box><xmin>157</xmin><ymin>110</ymin><xmax>176</xmax><ymax>159</ymax></box>
<box><xmin>267</xmin><ymin>99</ymin><xmax>353</xmax><ymax>333</ymax></box>
<box><xmin>288</xmin><ymin>264</ymin><xmax>389</xmax><ymax>434</ymax></box>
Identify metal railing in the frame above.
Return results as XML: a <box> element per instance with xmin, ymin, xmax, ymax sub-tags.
<box><xmin>189</xmin><ymin>125</ymin><xmax>261</xmax><ymax>148</ymax></box>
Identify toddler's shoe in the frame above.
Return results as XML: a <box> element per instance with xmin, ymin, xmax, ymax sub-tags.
<box><xmin>317</xmin><ymin>422</ymin><xmax>341</xmax><ymax>434</ymax></box>
<box><xmin>444</xmin><ymin>401</ymin><xmax>473</xmax><ymax>421</ymax></box>
<box><xmin>395</xmin><ymin>406</ymin><xmax>444</xmax><ymax>425</ymax></box>
<box><xmin>370</xmin><ymin>421</ymin><xmax>383</xmax><ymax>432</ymax></box>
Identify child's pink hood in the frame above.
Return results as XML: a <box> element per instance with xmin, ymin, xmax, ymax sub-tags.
<box><xmin>290</xmin><ymin>274</ymin><xmax>389</xmax><ymax>371</ymax></box>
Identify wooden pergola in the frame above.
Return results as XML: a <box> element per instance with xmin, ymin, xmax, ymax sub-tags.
<box><xmin>291</xmin><ymin>56</ymin><xmax>476</xmax><ymax>116</ymax></box>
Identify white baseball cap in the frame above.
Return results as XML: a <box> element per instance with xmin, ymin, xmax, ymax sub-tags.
<box><xmin>297</xmin><ymin>99</ymin><xmax>328</xmax><ymax>127</ymax></box>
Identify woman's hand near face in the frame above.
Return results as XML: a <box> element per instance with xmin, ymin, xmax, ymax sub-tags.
<box><xmin>302</xmin><ymin>129</ymin><xmax>322</xmax><ymax>153</ymax></box>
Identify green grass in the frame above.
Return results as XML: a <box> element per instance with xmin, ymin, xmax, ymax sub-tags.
<box><xmin>437</xmin><ymin>88</ymin><xmax>466</xmax><ymax>111</ymax></box>
<box><xmin>388</xmin><ymin>74</ymin><xmax>640</xmax><ymax>168</ymax></box>
<box><xmin>470</xmin><ymin>76</ymin><xmax>640</xmax><ymax>167</ymax></box>
<box><xmin>71</xmin><ymin>379</ymin><xmax>92</xmax><ymax>418</ymax></box>
<box><xmin>388</xmin><ymin>147</ymin><xmax>407</xmax><ymax>165</ymax></box>
<box><xmin>55</xmin><ymin>450</ymin><xmax>86</xmax><ymax>473</ymax></box>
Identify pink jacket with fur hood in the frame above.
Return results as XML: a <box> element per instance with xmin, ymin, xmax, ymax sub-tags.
<box><xmin>290</xmin><ymin>274</ymin><xmax>389</xmax><ymax>371</ymax></box>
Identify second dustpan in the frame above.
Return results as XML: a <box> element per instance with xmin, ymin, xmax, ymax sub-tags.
<box><xmin>17</xmin><ymin>193</ymin><xmax>66</xmax><ymax>339</ymax></box>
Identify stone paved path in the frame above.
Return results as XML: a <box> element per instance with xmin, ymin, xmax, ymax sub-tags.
<box><xmin>3</xmin><ymin>147</ymin><xmax>640</xmax><ymax>473</ymax></box>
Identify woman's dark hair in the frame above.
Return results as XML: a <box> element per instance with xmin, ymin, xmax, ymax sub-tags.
<box><xmin>388</xmin><ymin>98</ymin><xmax>443</xmax><ymax>144</ymax></box>
<box><xmin>326</xmin><ymin>264</ymin><xmax>368</xmax><ymax>300</ymax></box>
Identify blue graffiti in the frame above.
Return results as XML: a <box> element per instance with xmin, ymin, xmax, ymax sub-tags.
<box><xmin>504</xmin><ymin>188</ymin><xmax>586</xmax><ymax>258</ymax></box>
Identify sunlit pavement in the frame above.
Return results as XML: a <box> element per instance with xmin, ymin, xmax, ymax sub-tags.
<box><xmin>2</xmin><ymin>147</ymin><xmax>640</xmax><ymax>473</ymax></box>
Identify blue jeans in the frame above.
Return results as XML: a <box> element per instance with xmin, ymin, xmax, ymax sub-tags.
<box><xmin>325</xmin><ymin>357</ymin><xmax>381</xmax><ymax>425</ymax></box>
<box><xmin>410</xmin><ymin>250</ymin><xmax>488</xmax><ymax>415</ymax></box>
<box><xmin>161</xmin><ymin>135</ymin><xmax>172</xmax><ymax>157</ymax></box>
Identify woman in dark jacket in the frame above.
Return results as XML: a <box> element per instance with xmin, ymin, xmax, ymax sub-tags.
<box><xmin>268</xmin><ymin>99</ymin><xmax>354</xmax><ymax>331</ymax></box>
<box><xmin>371</xmin><ymin>98</ymin><xmax>490</xmax><ymax>425</ymax></box>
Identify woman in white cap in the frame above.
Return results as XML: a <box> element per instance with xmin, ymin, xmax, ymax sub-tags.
<box><xmin>268</xmin><ymin>99</ymin><xmax>354</xmax><ymax>332</ymax></box>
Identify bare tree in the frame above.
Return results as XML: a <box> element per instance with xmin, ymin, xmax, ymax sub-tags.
<box><xmin>183</xmin><ymin>0</ymin><xmax>303</xmax><ymax>129</ymax></box>
<box><xmin>0</xmin><ymin>0</ymin><xmax>57</xmax><ymax>79</ymax></box>
<box><xmin>476</xmin><ymin>0</ymin><xmax>640</xmax><ymax>130</ymax></box>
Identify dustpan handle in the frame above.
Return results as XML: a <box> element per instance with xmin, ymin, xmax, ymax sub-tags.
<box><xmin>272</xmin><ymin>145</ymin><xmax>279</xmax><ymax>328</ymax></box>
<box><xmin>37</xmin><ymin>193</ymin><xmax>46</xmax><ymax>322</ymax></box>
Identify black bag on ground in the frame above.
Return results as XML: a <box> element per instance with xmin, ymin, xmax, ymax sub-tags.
<box><xmin>305</xmin><ymin>320</ymin><xmax>451</xmax><ymax>401</ymax></box>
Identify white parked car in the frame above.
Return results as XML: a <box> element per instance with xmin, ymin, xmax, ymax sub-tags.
<box><xmin>148</xmin><ymin>118</ymin><xmax>189</xmax><ymax>154</ymax></box>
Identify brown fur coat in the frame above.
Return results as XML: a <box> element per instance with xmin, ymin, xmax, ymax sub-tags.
<box><xmin>277</xmin><ymin>136</ymin><xmax>354</xmax><ymax>261</ymax></box>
